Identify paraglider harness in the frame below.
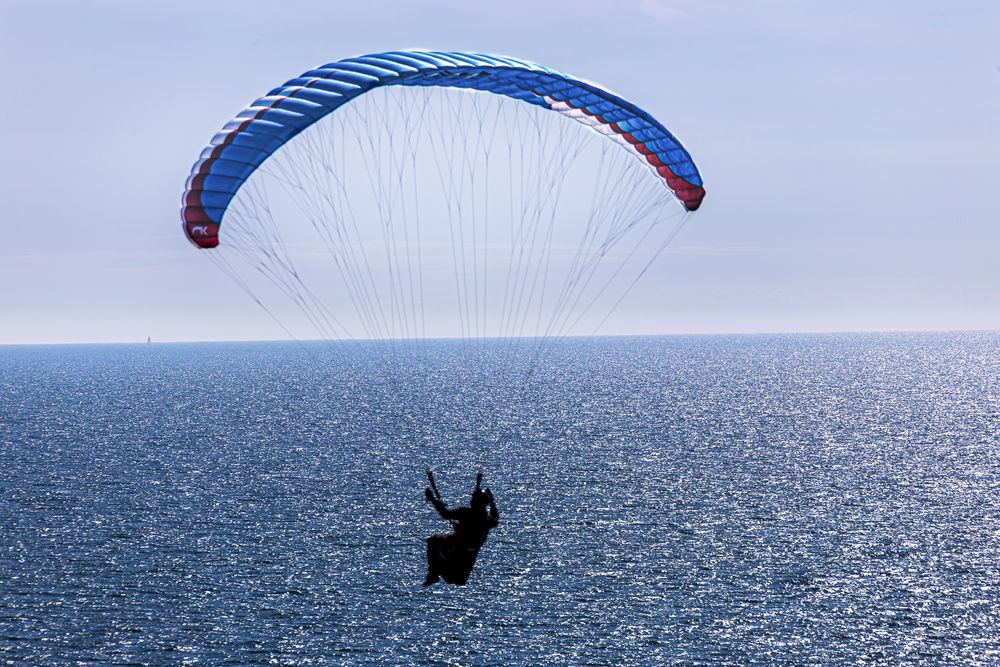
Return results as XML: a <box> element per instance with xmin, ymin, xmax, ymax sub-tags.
<box><xmin>423</xmin><ymin>469</ymin><xmax>498</xmax><ymax>586</ymax></box>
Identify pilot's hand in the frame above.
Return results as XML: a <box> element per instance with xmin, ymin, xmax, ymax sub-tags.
<box><xmin>424</xmin><ymin>488</ymin><xmax>435</xmax><ymax>502</ymax></box>
<box><xmin>476</xmin><ymin>471</ymin><xmax>484</xmax><ymax>486</ymax></box>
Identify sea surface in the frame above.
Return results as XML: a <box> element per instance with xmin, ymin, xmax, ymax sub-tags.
<box><xmin>1</xmin><ymin>333</ymin><xmax>998</xmax><ymax>665</ymax></box>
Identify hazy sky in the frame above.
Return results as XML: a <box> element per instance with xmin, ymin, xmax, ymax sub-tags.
<box><xmin>1</xmin><ymin>0</ymin><xmax>997</xmax><ymax>344</ymax></box>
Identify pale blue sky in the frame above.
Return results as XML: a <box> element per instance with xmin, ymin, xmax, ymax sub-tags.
<box><xmin>1</xmin><ymin>0</ymin><xmax>997</xmax><ymax>343</ymax></box>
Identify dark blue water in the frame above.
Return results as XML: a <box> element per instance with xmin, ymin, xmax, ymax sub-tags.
<box><xmin>2</xmin><ymin>333</ymin><xmax>998</xmax><ymax>665</ymax></box>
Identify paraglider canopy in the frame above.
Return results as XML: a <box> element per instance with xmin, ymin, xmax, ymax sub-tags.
<box><xmin>182</xmin><ymin>50</ymin><xmax>705</xmax><ymax>250</ymax></box>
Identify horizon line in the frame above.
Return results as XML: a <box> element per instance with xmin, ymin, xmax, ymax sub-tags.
<box><xmin>2</xmin><ymin>327</ymin><xmax>998</xmax><ymax>347</ymax></box>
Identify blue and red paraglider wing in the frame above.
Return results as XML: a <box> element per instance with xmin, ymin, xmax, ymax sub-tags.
<box><xmin>181</xmin><ymin>50</ymin><xmax>705</xmax><ymax>249</ymax></box>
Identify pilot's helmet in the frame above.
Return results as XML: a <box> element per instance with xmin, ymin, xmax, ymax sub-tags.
<box><xmin>471</xmin><ymin>488</ymin><xmax>489</xmax><ymax>510</ymax></box>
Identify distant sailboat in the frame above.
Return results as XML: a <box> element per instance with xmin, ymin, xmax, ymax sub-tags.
<box><xmin>146</xmin><ymin>336</ymin><xmax>152</xmax><ymax>345</ymax></box>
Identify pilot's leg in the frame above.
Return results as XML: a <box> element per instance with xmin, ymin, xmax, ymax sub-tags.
<box><xmin>423</xmin><ymin>535</ymin><xmax>445</xmax><ymax>586</ymax></box>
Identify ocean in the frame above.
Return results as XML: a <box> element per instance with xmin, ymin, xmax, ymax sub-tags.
<box><xmin>1</xmin><ymin>332</ymin><xmax>998</xmax><ymax>665</ymax></box>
